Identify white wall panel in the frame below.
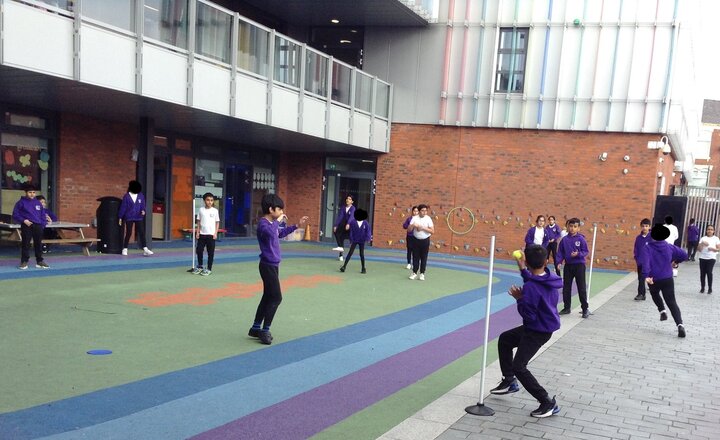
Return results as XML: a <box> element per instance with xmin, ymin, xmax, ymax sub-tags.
<box><xmin>647</xmin><ymin>30</ymin><xmax>672</xmax><ymax>99</ymax></box>
<box><xmin>643</xmin><ymin>103</ymin><xmax>663</xmax><ymax>132</ymax></box>
<box><xmin>329</xmin><ymin>105</ymin><xmax>350</xmax><ymax>143</ymax></box>
<box><xmin>608</xmin><ymin>102</ymin><xmax>627</xmax><ymax>131</ymax></box>
<box><xmin>142</xmin><ymin>45</ymin><xmax>187</xmax><ymax>104</ymax></box>
<box><xmin>627</xmin><ymin>28</ymin><xmax>654</xmax><ymax>99</ymax></box>
<box><xmin>235</xmin><ymin>74</ymin><xmax>267</xmax><ymax>123</ymax></box>
<box><xmin>624</xmin><ymin>103</ymin><xmax>645</xmax><ymax>131</ymax></box>
<box><xmin>372</xmin><ymin>119</ymin><xmax>389</xmax><ymax>152</ymax></box>
<box><xmin>193</xmin><ymin>60</ymin><xmax>231</xmax><ymax>115</ymax></box>
<box><xmin>556</xmin><ymin>102</ymin><xmax>573</xmax><ymax>129</ymax></box>
<box><xmin>613</xmin><ymin>27</ymin><xmax>635</xmax><ymax>97</ymax></box>
<box><xmin>577</xmin><ymin>30</ymin><xmax>600</xmax><ymax>98</ymax></box>
<box><xmin>270</xmin><ymin>86</ymin><xmax>299</xmax><ymax>131</ymax></box>
<box><xmin>590</xmin><ymin>102</ymin><xmax>609</xmax><ymax>129</ymax></box>
<box><xmin>3</xmin><ymin>1</ymin><xmax>73</xmax><ymax>78</ymax></box>
<box><xmin>574</xmin><ymin>103</ymin><xmax>591</xmax><ymax>130</ymax></box>
<box><xmin>81</xmin><ymin>25</ymin><xmax>136</xmax><ymax>92</ymax></box>
<box><xmin>352</xmin><ymin>113</ymin><xmax>371</xmax><ymax>148</ymax></box>
<box><xmin>302</xmin><ymin>97</ymin><xmax>326</xmax><ymax>138</ymax></box>
<box><xmin>523</xmin><ymin>27</ymin><xmax>545</xmax><ymax>98</ymax></box>
<box><xmin>558</xmin><ymin>28</ymin><xmax>581</xmax><ymax>98</ymax></box>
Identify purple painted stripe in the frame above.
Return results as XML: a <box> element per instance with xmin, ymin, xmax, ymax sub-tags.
<box><xmin>192</xmin><ymin>306</ymin><xmax>522</xmax><ymax>440</ymax></box>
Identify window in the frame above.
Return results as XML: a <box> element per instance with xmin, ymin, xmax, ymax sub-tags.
<box><xmin>144</xmin><ymin>0</ymin><xmax>189</xmax><ymax>49</ymax></box>
<box><xmin>305</xmin><ymin>49</ymin><xmax>328</xmax><ymax>97</ymax></box>
<box><xmin>355</xmin><ymin>72</ymin><xmax>373</xmax><ymax>113</ymax></box>
<box><xmin>237</xmin><ymin>19</ymin><xmax>270</xmax><ymax>77</ymax></box>
<box><xmin>331</xmin><ymin>61</ymin><xmax>351</xmax><ymax>105</ymax></box>
<box><xmin>495</xmin><ymin>28</ymin><xmax>528</xmax><ymax>93</ymax></box>
<box><xmin>83</xmin><ymin>0</ymin><xmax>134</xmax><ymax>31</ymax></box>
<box><xmin>274</xmin><ymin>36</ymin><xmax>301</xmax><ymax>87</ymax></box>
<box><xmin>196</xmin><ymin>2</ymin><xmax>232</xmax><ymax>63</ymax></box>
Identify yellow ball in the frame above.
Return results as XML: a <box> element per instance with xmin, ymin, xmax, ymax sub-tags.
<box><xmin>512</xmin><ymin>250</ymin><xmax>523</xmax><ymax>260</ymax></box>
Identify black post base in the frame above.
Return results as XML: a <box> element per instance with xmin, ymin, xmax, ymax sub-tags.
<box><xmin>465</xmin><ymin>403</ymin><xmax>495</xmax><ymax>416</ymax></box>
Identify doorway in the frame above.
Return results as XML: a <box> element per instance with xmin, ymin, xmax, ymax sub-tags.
<box><xmin>322</xmin><ymin>172</ymin><xmax>375</xmax><ymax>242</ymax></box>
<box><xmin>224</xmin><ymin>164</ymin><xmax>253</xmax><ymax>237</ymax></box>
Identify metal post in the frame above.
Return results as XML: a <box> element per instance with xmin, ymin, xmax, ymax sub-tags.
<box><xmin>587</xmin><ymin>225</ymin><xmax>598</xmax><ymax>300</ymax></box>
<box><xmin>465</xmin><ymin>235</ymin><xmax>495</xmax><ymax>416</ymax></box>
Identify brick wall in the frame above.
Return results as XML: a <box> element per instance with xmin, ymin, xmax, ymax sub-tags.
<box><xmin>277</xmin><ymin>152</ymin><xmax>323</xmax><ymax>239</ymax></box>
<box><xmin>373</xmin><ymin>124</ymin><xmax>671</xmax><ymax>270</ymax></box>
<box><xmin>57</xmin><ymin>113</ymin><xmax>137</xmax><ymax>236</ymax></box>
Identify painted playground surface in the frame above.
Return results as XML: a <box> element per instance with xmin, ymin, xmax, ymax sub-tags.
<box><xmin>0</xmin><ymin>241</ymin><xmax>627</xmax><ymax>439</ymax></box>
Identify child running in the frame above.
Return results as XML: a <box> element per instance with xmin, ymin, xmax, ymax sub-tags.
<box><xmin>490</xmin><ymin>244</ymin><xmax>562</xmax><ymax>418</ymax></box>
<box><xmin>248</xmin><ymin>194</ymin><xmax>308</xmax><ymax>345</ymax></box>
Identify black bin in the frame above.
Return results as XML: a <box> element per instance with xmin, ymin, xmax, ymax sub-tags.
<box><xmin>96</xmin><ymin>196</ymin><xmax>123</xmax><ymax>254</ymax></box>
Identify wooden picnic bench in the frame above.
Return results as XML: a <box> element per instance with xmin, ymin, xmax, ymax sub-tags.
<box><xmin>0</xmin><ymin>221</ymin><xmax>99</xmax><ymax>256</ymax></box>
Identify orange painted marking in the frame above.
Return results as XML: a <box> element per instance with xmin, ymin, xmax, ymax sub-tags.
<box><xmin>127</xmin><ymin>274</ymin><xmax>343</xmax><ymax>307</ymax></box>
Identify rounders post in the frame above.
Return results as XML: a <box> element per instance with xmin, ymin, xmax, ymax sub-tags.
<box><xmin>587</xmin><ymin>224</ymin><xmax>598</xmax><ymax>297</ymax></box>
<box><xmin>187</xmin><ymin>198</ymin><xmax>196</xmax><ymax>272</ymax></box>
<box><xmin>465</xmin><ymin>235</ymin><xmax>496</xmax><ymax>416</ymax></box>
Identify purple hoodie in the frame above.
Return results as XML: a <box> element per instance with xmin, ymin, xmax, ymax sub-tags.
<box><xmin>257</xmin><ymin>217</ymin><xmax>297</xmax><ymax>266</ymax></box>
<box><xmin>12</xmin><ymin>197</ymin><xmax>45</xmax><ymax>225</ymax></box>
<box><xmin>403</xmin><ymin>216</ymin><xmax>413</xmax><ymax>237</ymax></box>
<box><xmin>517</xmin><ymin>268</ymin><xmax>563</xmax><ymax>333</ymax></box>
<box><xmin>545</xmin><ymin>223</ymin><xmax>562</xmax><ymax>242</ymax></box>
<box><xmin>687</xmin><ymin>224</ymin><xmax>700</xmax><ymax>243</ymax></box>
<box><xmin>639</xmin><ymin>240</ymin><xmax>688</xmax><ymax>281</ymax></box>
<box><xmin>524</xmin><ymin>226</ymin><xmax>549</xmax><ymax>248</ymax></box>
<box><xmin>118</xmin><ymin>192</ymin><xmax>146</xmax><ymax>222</ymax></box>
<box><xmin>334</xmin><ymin>204</ymin><xmax>356</xmax><ymax>227</ymax></box>
<box><xmin>348</xmin><ymin>220</ymin><xmax>372</xmax><ymax>244</ymax></box>
<box><xmin>556</xmin><ymin>233</ymin><xmax>589</xmax><ymax>265</ymax></box>
<box><xmin>633</xmin><ymin>233</ymin><xmax>650</xmax><ymax>264</ymax></box>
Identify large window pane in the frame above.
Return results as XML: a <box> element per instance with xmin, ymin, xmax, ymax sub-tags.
<box><xmin>196</xmin><ymin>2</ymin><xmax>231</xmax><ymax>63</ymax></box>
<box><xmin>274</xmin><ymin>36</ymin><xmax>301</xmax><ymax>87</ymax></box>
<box><xmin>495</xmin><ymin>28</ymin><xmax>528</xmax><ymax>93</ymax></box>
<box><xmin>375</xmin><ymin>82</ymin><xmax>390</xmax><ymax>118</ymax></box>
<box><xmin>83</xmin><ymin>0</ymin><xmax>135</xmax><ymax>31</ymax></box>
<box><xmin>305</xmin><ymin>50</ymin><xmax>328</xmax><ymax>96</ymax></box>
<box><xmin>331</xmin><ymin>61</ymin><xmax>351</xmax><ymax>105</ymax></box>
<box><xmin>237</xmin><ymin>20</ymin><xmax>269</xmax><ymax>77</ymax></box>
<box><xmin>355</xmin><ymin>72</ymin><xmax>372</xmax><ymax>113</ymax></box>
<box><xmin>144</xmin><ymin>0</ymin><xmax>189</xmax><ymax>49</ymax></box>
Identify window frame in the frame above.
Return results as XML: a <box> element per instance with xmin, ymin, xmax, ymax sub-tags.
<box><xmin>494</xmin><ymin>27</ymin><xmax>529</xmax><ymax>94</ymax></box>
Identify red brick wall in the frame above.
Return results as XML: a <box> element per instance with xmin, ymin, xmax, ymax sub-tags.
<box><xmin>57</xmin><ymin>113</ymin><xmax>137</xmax><ymax>236</ymax></box>
<box><xmin>374</xmin><ymin>124</ymin><xmax>668</xmax><ymax>270</ymax></box>
<box><xmin>277</xmin><ymin>152</ymin><xmax>323</xmax><ymax>239</ymax></box>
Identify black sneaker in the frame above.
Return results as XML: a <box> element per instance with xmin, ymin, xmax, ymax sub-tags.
<box><xmin>361</xmin><ymin>268</ymin><xmax>366</xmax><ymax>274</ymax></box>
<box><xmin>700</xmin><ymin>288</ymin><xmax>705</xmax><ymax>293</ymax></box>
<box><xmin>490</xmin><ymin>377</ymin><xmax>519</xmax><ymax>395</ymax></box>
<box><xmin>678</xmin><ymin>324</ymin><xmax>686</xmax><ymax>338</ymax></box>
<box><xmin>660</xmin><ymin>311</ymin><xmax>668</xmax><ymax>321</ymax></box>
<box><xmin>36</xmin><ymin>261</ymin><xmax>49</xmax><ymax>269</ymax></box>
<box><xmin>339</xmin><ymin>266</ymin><xmax>346</xmax><ymax>272</ymax></box>
<box><xmin>559</xmin><ymin>308</ymin><xmax>570</xmax><ymax>315</ymax></box>
<box><xmin>634</xmin><ymin>294</ymin><xmax>645</xmax><ymax>301</ymax></box>
<box><xmin>581</xmin><ymin>309</ymin><xmax>589</xmax><ymax>319</ymax></box>
<box><xmin>709</xmin><ymin>290</ymin><xmax>713</xmax><ymax>294</ymax></box>
<box><xmin>531</xmin><ymin>396</ymin><xmax>560</xmax><ymax>418</ymax></box>
<box><xmin>259</xmin><ymin>330</ymin><xmax>273</xmax><ymax>345</ymax></box>
<box><xmin>248</xmin><ymin>327</ymin><xmax>261</xmax><ymax>338</ymax></box>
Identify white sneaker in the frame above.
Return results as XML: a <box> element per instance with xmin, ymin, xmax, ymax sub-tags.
<box><xmin>192</xmin><ymin>268</ymin><xmax>203</xmax><ymax>275</ymax></box>
<box><xmin>409</xmin><ymin>273</ymin><xmax>418</xmax><ymax>280</ymax></box>
<box><xmin>332</xmin><ymin>247</ymin><xmax>344</xmax><ymax>252</ymax></box>
<box><xmin>338</xmin><ymin>255</ymin><xmax>344</xmax><ymax>262</ymax></box>
<box><xmin>406</xmin><ymin>264</ymin><xmax>412</xmax><ymax>270</ymax></box>
<box><xmin>143</xmin><ymin>248</ymin><xmax>154</xmax><ymax>256</ymax></box>
<box><xmin>419</xmin><ymin>273</ymin><xmax>425</xmax><ymax>281</ymax></box>
<box><xmin>121</xmin><ymin>248</ymin><xmax>128</xmax><ymax>256</ymax></box>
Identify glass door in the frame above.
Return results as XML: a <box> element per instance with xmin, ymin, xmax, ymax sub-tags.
<box><xmin>321</xmin><ymin>172</ymin><xmax>375</xmax><ymax>243</ymax></box>
<box><xmin>224</xmin><ymin>164</ymin><xmax>253</xmax><ymax>237</ymax></box>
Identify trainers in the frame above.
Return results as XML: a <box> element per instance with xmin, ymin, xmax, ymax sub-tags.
<box><xmin>248</xmin><ymin>327</ymin><xmax>261</xmax><ymax>338</ymax></box>
<box><xmin>259</xmin><ymin>330</ymin><xmax>273</xmax><ymax>345</ymax></box>
<box><xmin>332</xmin><ymin>246</ymin><xmax>344</xmax><ymax>252</ymax></box>
<box><xmin>18</xmin><ymin>262</ymin><xmax>28</xmax><ymax>270</ymax></box>
<box><xmin>143</xmin><ymin>248</ymin><xmax>154</xmax><ymax>256</ymax></box>
<box><xmin>361</xmin><ymin>268</ymin><xmax>366</xmax><ymax>274</ymax></box>
<box><xmin>581</xmin><ymin>309</ymin><xmax>589</xmax><ymax>319</ymax></box>
<box><xmin>700</xmin><ymin>288</ymin><xmax>705</xmax><ymax>293</ymax></box>
<box><xmin>338</xmin><ymin>255</ymin><xmax>344</xmax><ymax>262</ymax></box>
<box><xmin>339</xmin><ymin>266</ymin><xmax>346</xmax><ymax>272</ymax></box>
<box><xmin>200</xmin><ymin>269</ymin><xmax>211</xmax><ymax>276</ymax></box>
<box><xmin>678</xmin><ymin>324</ymin><xmax>686</xmax><ymax>338</ymax></box>
<box><xmin>419</xmin><ymin>273</ymin><xmax>425</xmax><ymax>281</ymax></box>
<box><xmin>409</xmin><ymin>273</ymin><xmax>418</xmax><ymax>280</ymax></box>
<box><xmin>36</xmin><ymin>261</ymin><xmax>49</xmax><ymax>269</ymax></box>
<box><xmin>660</xmin><ymin>311</ymin><xmax>668</xmax><ymax>321</ymax></box>
<box><xmin>634</xmin><ymin>294</ymin><xmax>645</xmax><ymax>301</ymax></box>
<box><xmin>406</xmin><ymin>263</ymin><xmax>412</xmax><ymax>270</ymax></box>
<box><xmin>192</xmin><ymin>267</ymin><xmax>203</xmax><ymax>275</ymax></box>
<box><xmin>490</xmin><ymin>377</ymin><xmax>519</xmax><ymax>395</ymax></box>
<box><xmin>121</xmin><ymin>248</ymin><xmax>128</xmax><ymax>256</ymax></box>
<box><xmin>559</xmin><ymin>308</ymin><xmax>570</xmax><ymax>315</ymax></box>
<box><xmin>531</xmin><ymin>396</ymin><xmax>559</xmax><ymax>418</ymax></box>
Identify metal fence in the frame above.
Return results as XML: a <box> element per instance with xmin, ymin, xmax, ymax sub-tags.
<box><xmin>676</xmin><ymin>186</ymin><xmax>720</xmax><ymax>246</ymax></box>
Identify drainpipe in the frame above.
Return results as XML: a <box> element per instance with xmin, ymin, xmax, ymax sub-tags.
<box><xmin>659</xmin><ymin>0</ymin><xmax>679</xmax><ymax>133</ymax></box>
<box><xmin>640</xmin><ymin>0</ymin><xmax>660</xmax><ymax>131</ymax></box>
<box><xmin>455</xmin><ymin>0</ymin><xmax>472</xmax><ymax>125</ymax></box>
<box><xmin>536</xmin><ymin>0</ymin><xmax>553</xmax><ymax>128</ymax></box>
<box><xmin>472</xmin><ymin>0</ymin><xmax>489</xmax><ymax>127</ymax></box>
<box><xmin>439</xmin><ymin>0</ymin><xmax>456</xmax><ymax>124</ymax></box>
<box><xmin>604</xmin><ymin>0</ymin><xmax>624</xmax><ymax>131</ymax></box>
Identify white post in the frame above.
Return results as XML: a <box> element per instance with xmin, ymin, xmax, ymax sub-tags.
<box><xmin>465</xmin><ymin>235</ymin><xmax>495</xmax><ymax>416</ymax></box>
<box><xmin>587</xmin><ymin>225</ymin><xmax>598</xmax><ymax>298</ymax></box>
<box><xmin>190</xmin><ymin>199</ymin><xmax>197</xmax><ymax>271</ymax></box>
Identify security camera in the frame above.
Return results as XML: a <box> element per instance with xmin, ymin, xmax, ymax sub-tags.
<box><xmin>662</xmin><ymin>144</ymin><xmax>671</xmax><ymax>155</ymax></box>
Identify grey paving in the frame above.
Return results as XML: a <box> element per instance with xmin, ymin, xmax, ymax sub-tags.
<box><xmin>381</xmin><ymin>264</ymin><xmax>720</xmax><ymax>440</ymax></box>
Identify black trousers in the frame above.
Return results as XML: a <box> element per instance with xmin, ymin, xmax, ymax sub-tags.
<box><xmin>699</xmin><ymin>258</ymin><xmax>715</xmax><ymax>291</ymax></box>
<box><xmin>343</xmin><ymin>242</ymin><xmax>365</xmax><ymax>269</ymax></box>
<box><xmin>196</xmin><ymin>235</ymin><xmax>216</xmax><ymax>270</ymax></box>
<box><xmin>20</xmin><ymin>223</ymin><xmax>44</xmax><ymax>264</ymax></box>
<box><xmin>687</xmin><ymin>241</ymin><xmax>698</xmax><ymax>260</ymax></box>
<box><xmin>123</xmin><ymin>220</ymin><xmax>147</xmax><ymax>248</ymax></box>
<box><xmin>405</xmin><ymin>235</ymin><xmax>414</xmax><ymax>264</ymax></box>
<box><xmin>562</xmin><ymin>263</ymin><xmax>588</xmax><ymax>311</ymax></box>
<box><xmin>636</xmin><ymin>264</ymin><xmax>646</xmax><ymax>296</ymax></box>
<box><xmin>648</xmin><ymin>277</ymin><xmax>683</xmax><ymax>325</ymax></box>
<box><xmin>498</xmin><ymin>325</ymin><xmax>553</xmax><ymax>404</ymax></box>
<box><xmin>254</xmin><ymin>262</ymin><xmax>282</xmax><ymax>328</ymax></box>
<box><xmin>411</xmin><ymin>237</ymin><xmax>430</xmax><ymax>274</ymax></box>
<box><xmin>334</xmin><ymin>221</ymin><xmax>348</xmax><ymax>254</ymax></box>
<box><xmin>547</xmin><ymin>242</ymin><xmax>560</xmax><ymax>275</ymax></box>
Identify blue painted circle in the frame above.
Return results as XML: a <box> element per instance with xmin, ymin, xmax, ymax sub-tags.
<box><xmin>86</xmin><ymin>349</ymin><xmax>113</xmax><ymax>355</ymax></box>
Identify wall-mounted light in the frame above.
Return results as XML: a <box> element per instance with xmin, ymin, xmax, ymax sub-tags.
<box><xmin>340</xmin><ymin>39</ymin><xmax>352</xmax><ymax>44</ymax></box>
<box><xmin>623</xmin><ymin>155</ymin><xmax>630</xmax><ymax>162</ymax></box>
<box><xmin>598</xmin><ymin>152</ymin><xmax>608</xmax><ymax>161</ymax></box>
<box><xmin>330</xmin><ymin>18</ymin><xmax>340</xmax><ymax>24</ymax></box>
<box><xmin>622</xmin><ymin>169</ymin><xmax>629</xmax><ymax>175</ymax></box>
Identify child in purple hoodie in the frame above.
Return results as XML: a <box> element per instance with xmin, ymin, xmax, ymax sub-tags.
<box><xmin>340</xmin><ymin>208</ymin><xmax>372</xmax><ymax>274</ymax></box>
<box><xmin>556</xmin><ymin>218</ymin><xmax>590</xmax><ymax>317</ymax></box>
<box><xmin>686</xmin><ymin>218</ymin><xmax>700</xmax><ymax>261</ymax></box>
<box><xmin>248</xmin><ymin>194</ymin><xmax>308</xmax><ymax>345</ymax></box>
<box><xmin>633</xmin><ymin>218</ymin><xmax>652</xmax><ymax>301</ymax></box>
<box><xmin>118</xmin><ymin>180</ymin><xmax>153</xmax><ymax>256</ymax></box>
<box><xmin>640</xmin><ymin>224</ymin><xmax>688</xmax><ymax>338</ymax></box>
<box><xmin>402</xmin><ymin>206</ymin><xmax>419</xmax><ymax>269</ymax></box>
<box><xmin>490</xmin><ymin>244</ymin><xmax>562</xmax><ymax>418</ymax></box>
<box><xmin>12</xmin><ymin>184</ymin><xmax>50</xmax><ymax>269</ymax></box>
